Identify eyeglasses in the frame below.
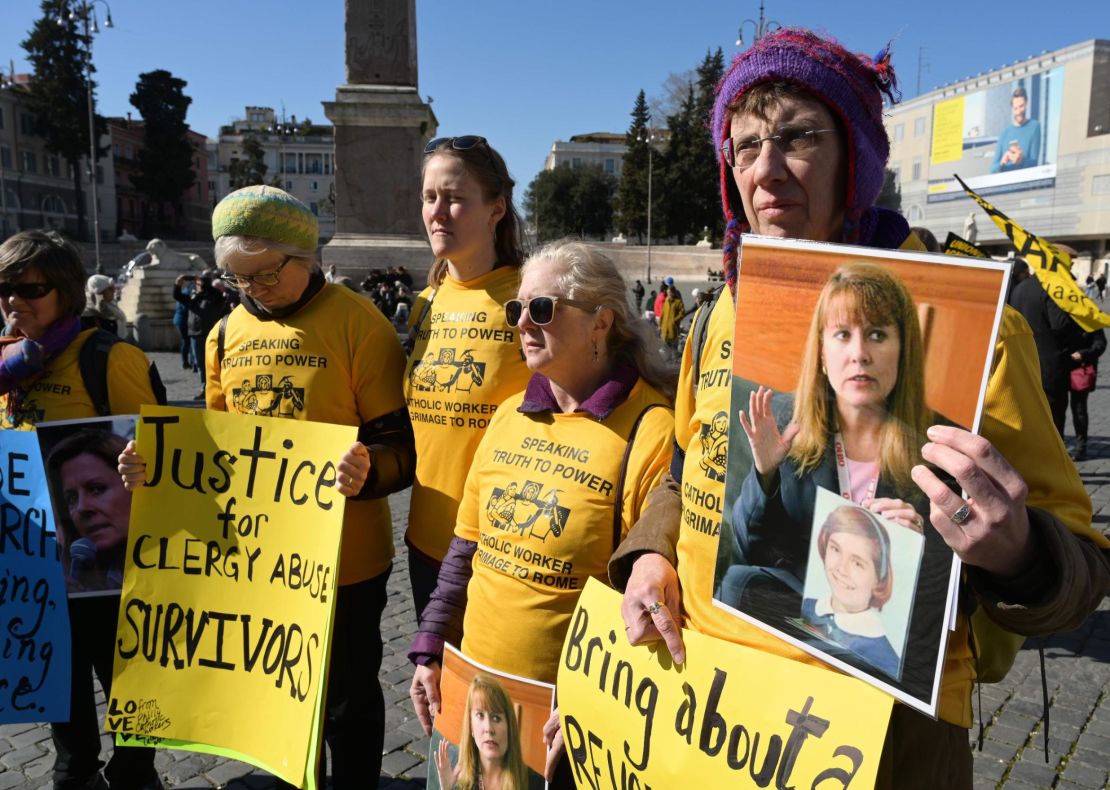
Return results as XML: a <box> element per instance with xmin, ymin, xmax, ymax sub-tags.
<box><xmin>219</xmin><ymin>256</ymin><xmax>292</xmax><ymax>289</ymax></box>
<box><xmin>721</xmin><ymin>128</ymin><xmax>835</xmax><ymax>169</ymax></box>
<box><xmin>504</xmin><ymin>296</ymin><xmax>601</xmax><ymax>327</ymax></box>
<box><xmin>0</xmin><ymin>282</ymin><xmax>56</xmax><ymax>300</ymax></box>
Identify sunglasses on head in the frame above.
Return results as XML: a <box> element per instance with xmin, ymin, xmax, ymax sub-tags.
<box><xmin>424</xmin><ymin>135</ymin><xmax>488</xmax><ymax>155</ymax></box>
<box><xmin>504</xmin><ymin>296</ymin><xmax>602</xmax><ymax>327</ymax></box>
<box><xmin>0</xmin><ymin>282</ymin><xmax>56</xmax><ymax>300</ymax></box>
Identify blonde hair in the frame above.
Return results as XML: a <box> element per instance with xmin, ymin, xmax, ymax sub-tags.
<box><xmin>456</xmin><ymin>675</ymin><xmax>528</xmax><ymax>790</ymax></box>
<box><xmin>791</xmin><ymin>262</ymin><xmax>930</xmax><ymax>493</ymax></box>
<box><xmin>522</xmin><ymin>240</ymin><xmax>676</xmax><ymax>402</ymax></box>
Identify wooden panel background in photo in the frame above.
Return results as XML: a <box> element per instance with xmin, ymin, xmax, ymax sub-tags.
<box><xmin>733</xmin><ymin>242</ymin><xmax>1007</xmax><ymax>428</ymax></box>
<box><xmin>435</xmin><ymin>647</ymin><xmax>554</xmax><ymax>776</ymax></box>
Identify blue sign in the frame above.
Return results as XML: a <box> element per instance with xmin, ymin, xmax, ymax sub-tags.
<box><xmin>0</xmin><ymin>430</ymin><xmax>71</xmax><ymax>723</ymax></box>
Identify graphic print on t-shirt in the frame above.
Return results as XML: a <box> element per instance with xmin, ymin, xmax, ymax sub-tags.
<box><xmin>699</xmin><ymin>410</ymin><xmax>729</xmax><ymax>482</ymax></box>
<box><xmin>230</xmin><ymin>374</ymin><xmax>305</xmax><ymax>418</ymax></box>
<box><xmin>408</xmin><ymin>348</ymin><xmax>487</xmax><ymax>394</ymax></box>
<box><xmin>485</xmin><ymin>480</ymin><xmax>570</xmax><ymax>542</ymax></box>
<box><xmin>4</xmin><ymin>398</ymin><xmax>45</xmax><ymax>428</ymax></box>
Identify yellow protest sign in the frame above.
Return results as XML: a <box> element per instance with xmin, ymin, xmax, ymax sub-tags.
<box><xmin>957</xmin><ymin>176</ymin><xmax>1110</xmax><ymax>331</ymax></box>
<box><xmin>558</xmin><ymin>581</ymin><xmax>893</xmax><ymax>789</ymax></box>
<box><xmin>931</xmin><ymin>97</ymin><xmax>965</xmax><ymax>165</ymax></box>
<box><xmin>107</xmin><ymin>406</ymin><xmax>354</xmax><ymax>789</ymax></box>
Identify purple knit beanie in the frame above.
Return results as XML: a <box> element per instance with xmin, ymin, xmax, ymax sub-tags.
<box><xmin>713</xmin><ymin>29</ymin><xmax>899</xmax><ymax>288</ymax></box>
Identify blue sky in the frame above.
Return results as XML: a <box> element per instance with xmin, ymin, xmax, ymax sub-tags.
<box><xmin>1</xmin><ymin>0</ymin><xmax>1101</xmax><ymax>196</ymax></box>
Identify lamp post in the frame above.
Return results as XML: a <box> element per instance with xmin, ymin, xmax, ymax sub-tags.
<box><xmin>59</xmin><ymin>0</ymin><xmax>113</xmax><ymax>273</ymax></box>
<box><xmin>0</xmin><ymin>70</ymin><xmax>11</xmax><ymax>241</ymax></box>
<box><xmin>637</xmin><ymin>124</ymin><xmax>655</xmax><ymax>284</ymax></box>
<box><xmin>735</xmin><ymin>0</ymin><xmax>780</xmax><ymax>47</ymax></box>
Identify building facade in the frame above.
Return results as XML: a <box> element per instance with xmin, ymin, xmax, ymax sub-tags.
<box><xmin>0</xmin><ymin>74</ymin><xmax>112</xmax><ymax>242</ymax></box>
<box><xmin>209</xmin><ymin>106</ymin><xmax>336</xmax><ymax>241</ymax></box>
<box><xmin>545</xmin><ymin>132</ymin><xmax>628</xmax><ymax>176</ymax></box>
<box><xmin>108</xmin><ymin>116</ymin><xmax>210</xmax><ymax>241</ymax></box>
<box><xmin>885</xmin><ymin>38</ymin><xmax>1110</xmax><ymax>268</ymax></box>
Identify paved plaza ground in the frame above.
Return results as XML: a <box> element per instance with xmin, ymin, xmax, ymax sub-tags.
<box><xmin>2</xmin><ymin>349</ymin><xmax>1109</xmax><ymax>789</ymax></box>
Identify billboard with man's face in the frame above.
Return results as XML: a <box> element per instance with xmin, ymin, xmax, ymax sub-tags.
<box><xmin>926</xmin><ymin>67</ymin><xmax>1064</xmax><ymax>202</ymax></box>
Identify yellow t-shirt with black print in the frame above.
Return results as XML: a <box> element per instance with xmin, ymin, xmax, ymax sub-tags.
<box><xmin>205</xmin><ymin>283</ymin><xmax>407</xmax><ymax>585</ymax></box>
<box><xmin>0</xmin><ymin>328</ymin><xmax>157</xmax><ymax>428</ymax></box>
<box><xmin>404</xmin><ymin>267</ymin><xmax>531</xmax><ymax>561</ymax></box>
<box><xmin>457</xmin><ymin>380</ymin><xmax>674</xmax><ymax>683</ymax></box>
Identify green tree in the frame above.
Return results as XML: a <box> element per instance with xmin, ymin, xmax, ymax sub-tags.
<box><xmin>229</xmin><ymin>134</ymin><xmax>268</xmax><ymax>189</ymax></box>
<box><xmin>525</xmin><ymin>165</ymin><xmax>616</xmax><ymax>241</ymax></box>
<box><xmin>877</xmin><ymin>167</ymin><xmax>902</xmax><ymax>213</ymax></box>
<box><xmin>21</xmin><ymin>0</ymin><xmax>106</xmax><ymax>240</ymax></box>
<box><xmin>129</xmin><ymin>69</ymin><xmax>196</xmax><ymax>237</ymax></box>
<box><xmin>692</xmin><ymin>48</ymin><xmax>726</xmax><ymax>240</ymax></box>
<box><xmin>615</xmin><ymin>90</ymin><xmax>653</xmax><ymax>242</ymax></box>
<box><xmin>659</xmin><ymin>84</ymin><xmax>702</xmax><ymax>244</ymax></box>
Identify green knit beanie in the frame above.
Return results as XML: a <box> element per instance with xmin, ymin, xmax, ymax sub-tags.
<box><xmin>211</xmin><ymin>185</ymin><xmax>319</xmax><ymax>253</ymax></box>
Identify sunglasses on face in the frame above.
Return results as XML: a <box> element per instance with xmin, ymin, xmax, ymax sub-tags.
<box><xmin>0</xmin><ymin>281</ymin><xmax>56</xmax><ymax>300</ymax></box>
<box><xmin>219</xmin><ymin>256</ymin><xmax>292</xmax><ymax>290</ymax></box>
<box><xmin>504</xmin><ymin>296</ymin><xmax>601</xmax><ymax>327</ymax></box>
<box><xmin>721</xmin><ymin>127</ymin><xmax>834</xmax><ymax>169</ymax></box>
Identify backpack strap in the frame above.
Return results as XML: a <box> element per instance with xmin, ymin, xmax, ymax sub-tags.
<box><xmin>78</xmin><ymin>329</ymin><xmax>169</xmax><ymax>415</ymax></box>
<box><xmin>690</xmin><ymin>285</ymin><xmax>724</xmax><ymax>394</ymax></box>
<box><xmin>404</xmin><ymin>288</ymin><xmax>437</xmax><ymax>356</ymax></box>
<box><xmin>216</xmin><ymin>313</ymin><xmax>230</xmax><ymax>370</ymax></box>
<box><xmin>78</xmin><ymin>330</ymin><xmax>119</xmax><ymax>416</ymax></box>
<box><xmin>612</xmin><ymin>403</ymin><xmax>668</xmax><ymax>551</ymax></box>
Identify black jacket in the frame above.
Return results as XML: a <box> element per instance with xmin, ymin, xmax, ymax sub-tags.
<box><xmin>1009</xmin><ymin>276</ymin><xmax>1085</xmax><ymax>394</ymax></box>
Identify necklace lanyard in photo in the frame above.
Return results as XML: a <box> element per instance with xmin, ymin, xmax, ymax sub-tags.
<box><xmin>834</xmin><ymin>431</ymin><xmax>878</xmax><ymax>504</ymax></box>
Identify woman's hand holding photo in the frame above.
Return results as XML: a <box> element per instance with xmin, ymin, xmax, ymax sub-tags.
<box><xmin>863</xmin><ymin>496</ymin><xmax>925</xmax><ymax>533</ymax></box>
<box><xmin>117</xmin><ymin>440</ymin><xmax>147</xmax><ymax>491</ymax></box>
<box><xmin>409</xmin><ymin>661</ymin><xmax>442</xmax><ymax>737</ymax></box>
<box><xmin>911</xmin><ymin>425</ymin><xmax>1034</xmax><ymax>578</ymax></box>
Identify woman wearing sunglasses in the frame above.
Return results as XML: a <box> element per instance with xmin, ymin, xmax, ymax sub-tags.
<box><xmin>0</xmin><ymin>230</ymin><xmax>162</xmax><ymax>789</ymax></box>
<box><xmin>404</xmin><ymin>136</ymin><xmax>532</xmax><ymax>620</ymax></box>
<box><xmin>409</xmin><ymin>241</ymin><xmax>676</xmax><ymax>784</ymax></box>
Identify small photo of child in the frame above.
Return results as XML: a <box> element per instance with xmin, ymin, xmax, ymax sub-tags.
<box><xmin>799</xmin><ymin>488</ymin><xmax>924</xmax><ymax>681</ymax></box>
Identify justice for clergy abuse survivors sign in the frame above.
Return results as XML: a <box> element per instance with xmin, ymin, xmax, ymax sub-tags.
<box><xmin>107</xmin><ymin>406</ymin><xmax>354</xmax><ymax>789</ymax></box>
<box><xmin>558</xmin><ymin>581</ymin><xmax>894</xmax><ymax>790</ymax></box>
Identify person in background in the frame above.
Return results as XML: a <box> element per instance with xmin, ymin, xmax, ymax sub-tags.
<box><xmin>174</xmin><ymin>272</ymin><xmax>225</xmax><ymax>400</ymax></box>
<box><xmin>611</xmin><ymin>28</ymin><xmax>1110</xmax><ymax>788</ymax></box>
<box><xmin>1083</xmin><ymin>275</ymin><xmax>1100</xmax><ymax>301</ymax></box>
<box><xmin>81</xmin><ymin>274</ymin><xmax>129</xmax><ymax>338</ymax></box>
<box><xmin>404</xmin><ymin>135</ymin><xmax>533</xmax><ymax>621</ymax></box>
<box><xmin>1068</xmin><ymin>326</ymin><xmax>1106</xmax><ymax>461</ymax></box>
<box><xmin>1096</xmin><ymin>273</ymin><xmax>1106</xmax><ymax>301</ymax></box>
<box><xmin>1009</xmin><ymin>257</ymin><xmax>1085</xmax><ymax>435</ymax></box>
<box><xmin>909</xmin><ymin>226</ymin><xmax>940</xmax><ymax>253</ymax></box>
<box><xmin>632</xmin><ymin>279</ymin><xmax>645</xmax><ymax>312</ymax></box>
<box><xmin>658</xmin><ymin>284</ymin><xmax>685</xmax><ymax>357</ymax></box>
<box><xmin>652</xmin><ymin>276</ymin><xmax>671</xmax><ymax>320</ymax></box>
<box><xmin>172</xmin><ymin>274</ymin><xmax>193</xmax><ymax>369</ymax></box>
<box><xmin>0</xmin><ymin>230</ymin><xmax>161</xmax><ymax>790</ymax></box>
<box><xmin>991</xmin><ymin>85</ymin><xmax>1042</xmax><ymax>173</ymax></box>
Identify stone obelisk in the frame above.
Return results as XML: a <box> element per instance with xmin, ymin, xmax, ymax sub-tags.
<box><xmin>322</xmin><ymin>0</ymin><xmax>437</xmax><ymax>275</ymax></box>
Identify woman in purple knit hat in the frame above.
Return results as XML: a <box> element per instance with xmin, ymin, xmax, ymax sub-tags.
<box><xmin>607</xmin><ymin>28</ymin><xmax>1109</xmax><ymax>787</ymax></box>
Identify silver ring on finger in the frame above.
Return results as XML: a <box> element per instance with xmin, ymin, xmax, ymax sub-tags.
<box><xmin>647</xmin><ymin>601</ymin><xmax>664</xmax><ymax>615</ymax></box>
<box><xmin>950</xmin><ymin>502</ymin><xmax>973</xmax><ymax>526</ymax></box>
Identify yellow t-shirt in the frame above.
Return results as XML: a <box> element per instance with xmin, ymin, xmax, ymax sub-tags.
<box><xmin>205</xmin><ymin>283</ymin><xmax>407</xmax><ymax>585</ymax></box>
<box><xmin>0</xmin><ymin>328</ymin><xmax>157</xmax><ymax>428</ymax></box>
<box><xmin>458</xmin><ymin>380</ymin><xmax>674</xmax><ymax>683</ymax></box>
<box><xmin>674</xmin><ymin>246</ymin><xmax>1099</xmax><ymax>728</ymax></box>
<box><xmin>404</xmin><ymin>268</ymin><xmax>531</xmax><ymax>561</ymax></box>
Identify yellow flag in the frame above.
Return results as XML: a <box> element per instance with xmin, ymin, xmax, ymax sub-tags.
<box><xmin>558</xmin><ymin>581</ymin><xmax>893</xmax><ymax>789</ymax></box>
<box><xmin>956</xmin><ymin>176</ymin><xmax>1110</xmax><ymax>331</ymax></box>
<box><xmin>107</xmin><ymin>406</ymin><xmax>355</xmax><ymax>789</ymax></box>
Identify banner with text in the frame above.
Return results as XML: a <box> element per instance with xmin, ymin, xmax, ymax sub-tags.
<box><xmin>558</xmin><ymin>581</ymin><xmax>893</xmax><ymax>789</ymax></box>
<box><xmin>107</xmin><ymin>406</ymin><xmax>354</xmax><ymax>789</ymax></box>
<box><xmin>958</xmin><ymin>176</ymin><xmax>1110</xmax><ymax>331</ymax></box>
<box><xmin>0</xmin><ymin>430</ymin><xmax>71</xmax><ymax>723</ymax></box>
